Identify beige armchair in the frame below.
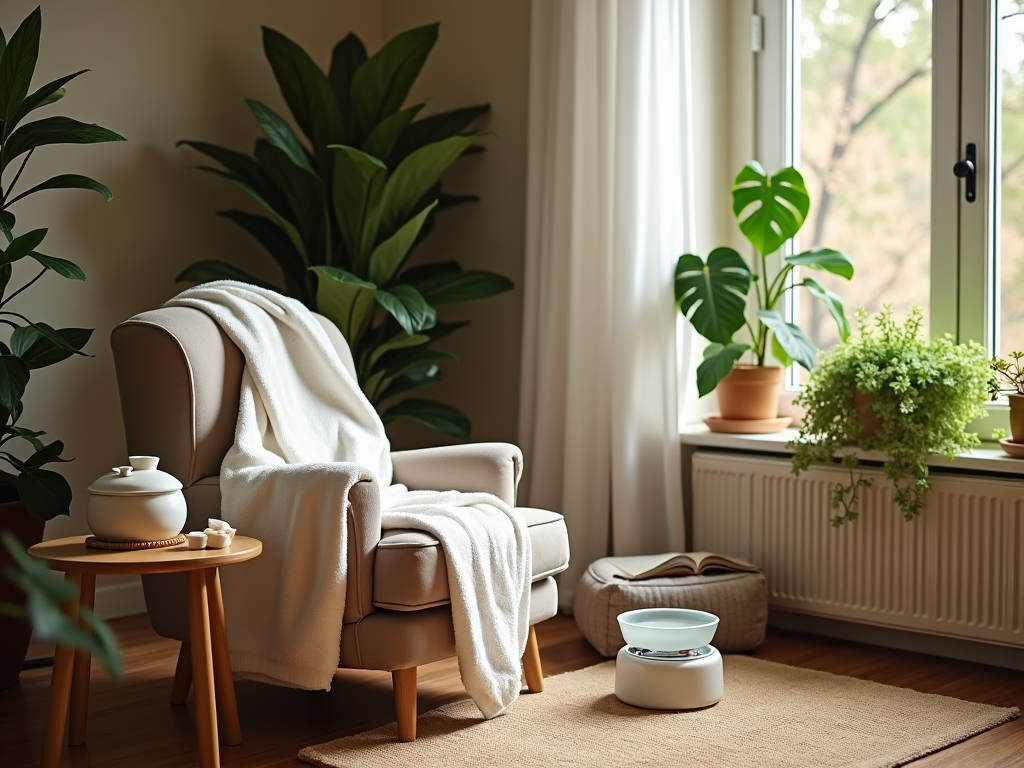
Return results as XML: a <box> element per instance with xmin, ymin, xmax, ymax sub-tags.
<box><xmin>110</xmin><ymin>306</ymin><xmax>570</xmax><ymax>742</ymax></box>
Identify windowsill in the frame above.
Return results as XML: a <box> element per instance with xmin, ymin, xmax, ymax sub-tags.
<box><xmin>679</xmin><ymin>424</ymin><xmax>1024</xmax><ymax>477</ymax></box>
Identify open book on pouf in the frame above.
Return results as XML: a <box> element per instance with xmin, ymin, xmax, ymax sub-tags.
<box><xmin>608</xmin><ymin>551</ymin><xmax>760</xmax><ymax>580</ymax></box>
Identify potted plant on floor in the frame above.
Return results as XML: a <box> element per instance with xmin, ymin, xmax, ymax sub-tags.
<box><xmin>989</xmin><ymin>351</ymin><xmax>1024</xmax><ymax>454</ymax></box>
<box><xmin>178</xmin><ymin>24</ymin><xmax>512</xmax><ymax>439</ymax></box>
<box><xmin>0</xmin><ymin>5</ymin><xmax>125</xmax><ymax>688</ymax></box>
<box><xmin>674</xmin><ymin>162</ymin><xmax>855</xmax><ymax>432</ymax></box>
<box><xmin>790</xmin><ymin>306</ymin><xmax>991</xmax><ymax>525</ymax></box>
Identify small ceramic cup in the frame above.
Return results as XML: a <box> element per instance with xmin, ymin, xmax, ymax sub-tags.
<box><xmin>186</xmin><ymin>531</ymin><xmax>208</xmax><ymax>550</ymax></box>
<box><xmin>205</xmin><ymin>531</ymin><xmax>232</xmax><ymax>549</ymax></box>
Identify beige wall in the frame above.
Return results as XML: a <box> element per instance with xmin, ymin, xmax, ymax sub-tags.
<box><xmin>1</xmin><ymin>0</ymin><xmax>383</xmax><ymax>540</ymax></box>
<box><xmin>381</xmin><ymin>0</ymin><xmax>531</xmax><ymax>449</ymax></box>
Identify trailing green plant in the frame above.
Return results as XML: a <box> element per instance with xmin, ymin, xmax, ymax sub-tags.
<box><xmin>675</xmin><ymin>162</ymin><xmax>855</xmax><ymax>397</ymax></box>
<box><xmin>790</xmin><ymin>306</ymin><xmax>991</xmax><ymax>525</ymax></box>
<box><xmin>0</xmin><ymin>532</ymin><xmax>121</xmax><ymax>676</ymax></box>
<box><xmin>178</xmin><ymin>24</ymin><xmax>512</xmax><ymax>438</ymax></box>
<box><xmin>989</xmin><ymin>350</ymin><xmax>1024</xmax><ymax>397</ymax></box>
<box><xmin>0</xmin><ymin>7</ymin><xmax>125</xmax><ymax>520</ymax></box>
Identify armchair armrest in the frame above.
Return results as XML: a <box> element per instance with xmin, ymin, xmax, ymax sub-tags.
<box><xmin>390</xmin><ymin>442</ymin><xmax>524</xmax><ymax>507</ymax></box>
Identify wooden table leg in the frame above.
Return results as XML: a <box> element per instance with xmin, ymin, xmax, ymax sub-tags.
<box><xmin>171</xmin><ymin>641</ymin><xmax>193</xmax><ymax>705</ymax></box>
<box><xmin>206</xmin><ymin>567</ymin><xmax>241</xmax><ymax>745</ymax></box>
<box><xmin>187</xmin><ymin>569</ymin><xmax>220</xmax><ymax>768</ymax></box>
<box><xmin>40</xmin><ymin>573</ymin><xmax>81</xmax><ymax>768</ymax></box>
<box><xmin>68</xmin><ymin>572</ymin><xmax>96</xmax><ymax>746</ymax></box>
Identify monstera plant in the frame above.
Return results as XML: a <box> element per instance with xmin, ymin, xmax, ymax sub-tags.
<box><xmin>674</xmin><ymin>162</ymin><xmax>855</xmax><ymax>417</ymax></box>
<box><xmin>179</xmin><ymin>24</ymin><xmax>512</xmax><ymax>438</ymax></box>
<box><xmin>0</xmin><ymin>6</ymin><xmax>124</xmax><ymax>519</ymax></box>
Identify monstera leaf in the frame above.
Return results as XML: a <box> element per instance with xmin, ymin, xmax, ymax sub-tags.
<box><xmin>732</xmin><ymin>162</ymin><xmax>810</xmax><ymax>256</ymax></box>
<box><xmin>674</xmin><ymin>247</ymin><xmax>752</xmax><ymax>345</ymax></box>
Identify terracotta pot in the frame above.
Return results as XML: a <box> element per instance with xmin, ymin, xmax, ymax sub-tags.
<box><xmin>1009</xmin><ymin>394</ymin><xmax>1024</xmax><ymax>444</ymax></box>
<box><xmin>853</xmin><ymin>392</ymin><xmax>883</xmax><ymax>441</ymax></box>
<box><xmin>0</xmin><ymin>499</ymin><xmax>45</xmax><ymax>690</ymax></box>
<box><xmin>717</xmin><ymin>365</ymin><xmax>783</xmax><ymax>420</ymax></box>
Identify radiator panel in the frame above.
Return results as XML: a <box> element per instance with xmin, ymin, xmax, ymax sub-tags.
<box><xmin>692</xmin><ymin>451</ymin><xmax>1024</xmax><ymax>648</ymax></box>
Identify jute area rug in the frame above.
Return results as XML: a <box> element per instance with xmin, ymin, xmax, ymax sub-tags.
<box><xmin>298</xmin><ymin>656</ymin><xmax>1018</xmax><ymax>768</ymax></box>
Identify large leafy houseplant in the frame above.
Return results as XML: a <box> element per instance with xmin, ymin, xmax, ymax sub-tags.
<box><xmin>790</xmin><ymin>306</ymin><xmax>991</xmax><ymax>525</ymax></box>
<box><xmin>179</xmin><ymin>24</ymin><xmax>512</xmax><ymax>438</ymax></box>
<box><xmin>675</xmin><ymin>162</ymin><xmax>855</xmax><ymax>397</ymax></box>
<box><xmin>0</xmin><ymin>6</ymin><xmax>124</xmax><ymax>520</ymax></box>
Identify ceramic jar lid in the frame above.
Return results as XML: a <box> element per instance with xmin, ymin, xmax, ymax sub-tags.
<box><xmin>88</xmin><ymin>456</ymin><xmax>182</xmax><ymax>497</ymax></box>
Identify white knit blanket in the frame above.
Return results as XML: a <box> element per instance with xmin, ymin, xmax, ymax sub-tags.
<box><xmin>165</xmin><ymin>282</ymin><xmax>531</xmax><ymax>718</ymax></box>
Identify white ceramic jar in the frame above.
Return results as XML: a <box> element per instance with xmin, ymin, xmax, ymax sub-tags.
<box><xmin>86</xmin><ymin>456</ymin><xmax>187</xmax><ymax>542</ymax></box>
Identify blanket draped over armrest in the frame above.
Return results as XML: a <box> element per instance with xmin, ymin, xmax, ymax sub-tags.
<box><xmin>165</xmin><ymin>282</ymin><xmax>531</xmax><ymax>718</ymax></box>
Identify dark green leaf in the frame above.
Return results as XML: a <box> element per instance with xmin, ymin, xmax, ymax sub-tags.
<box><xmin>696</xmin><ymin>343</ymin><xmax>751</xmax><ymax>398</ymax></box>
<box><xmin>254</xmin><ymin>140</ymin><xmax>324</xmax><ymax>258</ymax></box>
<box><xmin>178</xmin><ymin>141</ymin><xmax>286</xmax><ymax>211</ymax></box>
<box><xmin>0</xmin><ymin>7</ymin><xmax>40</xmax><ymax>123</ymax></box>
<box><xmin>7</xmin><ymin>173</ymin><xmax>112</xmax><ymax>206</ymax></box>
<box><xmin>0</xmin><ymin>211</ymin><xmax>14</xmax><ymax>242</ymax></box>
<box><xmin>732</xmin><ymin>162</ymin><xmax>809</xmax><ymax>256</ymax></box>
<box><xmin>757</xmin><ymin>310</ymin><xmax>817</xmax><ymax>371</ymax></box>
<box><xmin>416</xmin><ymin>269</ymin><xmax>513</xmax><ymax>307</ymax></box>
<box><xmin>350</xmin><ymin>24</ymin><xmax>438</xmax><ymax>142</ymax></box>
<box><xmin>674</xmin><ymin>247</ymin><xmax>752</xmax><ymax>344</ymax></box>
<box><xmin>175</xmin><ymin>260</ymin><xmax>278</xmax><ymax>291</ymax></box>
<box><xmin>0</xmin><ymin>27</ymin><xmax>7</xmax><ymax>61</ymax></box>
<box><xmin>398</xmin><ymin>260</ymin><xmax>461</xmax><ymax>285</ymax></box>
<box><xmin>771</xmin><ymin>334</ymin><xmax>793</xmax><ymax>367</ymax></box>
<box><xmin>376</xmin><ymin>364</ymin><xmax>442</xmax><ymax>402</ymax></box>
<box><xmin>367</xmin><ymin>200</ymin><xmax>436</xmax><ymax>285</ymax></box>
<box><xmin>0</xmin><ymin>228</ymin><xmax>46</xmax><ymax>266</ymax></box>
<box><xmin>802</xmin><ymin>277</ymin><xmax>851</xmax><ymax>340</ymax></box>
<box><xmin>381</xmin><ymin>397</ymin><xmax>470</xmax><ymax>439</ymax></box>
<box><xmin>24</xmin><ymin>439</ymin><xmax>66</xmax><ymax>469</ymax></box>
<box><xmin>245</xmin><ymin>99</ymin><xmax>312</xmax><ymax>172</ymax></box>
<box><xmin>0</xmin><ymin>264</ymin><xmax>10</xmax><ymax>297</ymax></box>
<box><xmin>219</xmin><ymin>210</ymin><xmax>309</xmax><ymax>301</ymax></box>
<box><xmin>12</xmin><ymin>326</ymin><xmax>92</xmax><ymax>369</ymax></box>
<box><xmin>392</xmin><ymin>104</ymin><xmax>490</xmax><ymax>164</ymax></box>
<box><xmin>29</xmin><ymin>251</ymin><xmax>84</xmax><ymax>279</ymax></box>
<box><xmin>329</xmin><ymin>33</ymin><xmax>368</xmax><ymax>127</ymax></box>
<box><xmin>374</xmin><ymin>284</ymin><xmax>435</xmax><ymax>335</ymax></box>
<box><xmin>6</xmin><ymin>69</ymin><xmax>87</xmax><ymax>133</ymax></box>
<box><xmin>785</xmin><ymin>248</ymin><xmax>855</xmax><ymax>280</ymax></box>
<box><xmin>366</xmin><ymin>331</ymin><xmax>430</xmax><ymax>371</ymax></box>
<box><xmin>16</xmin><ymin>466</ymin><xmax>72</xmax><ymax>520</ymax></box>
<box><xmin>0</xmin><ymin>355</ymin><xmax>28</xmax><ymax>412</ymax></box>
<box><xmin>362</xmin><ymin>103</ymin><xmax>424</xmax><ymax>165</ymax></box>
<box><xmin>329</xmin><ymin>145</ymin><xmax>386</xmax><ymax>269</ymax></box>
<box><xmin>262</xmin><ymin>27</ymin><xmax>343</xmax><ymax>168</ymax></box>
<box><xmin>376</xmin><ymin>134</ymin><xmax>479</xmax><ymax>242</ymax></box>
<box><xmin>311</xmin><ymin>265</ymin><xmax>377</xmax><ymax>343</ymax></box>
<box><xmin>8</xmin><ymin>426</ymin><xmax>44</xmax><ymax>452</ymax></box>
<box><xmin>3</xmin><ymin>117</ymin><xmax>126</xmax><ymax>172</ymax></box>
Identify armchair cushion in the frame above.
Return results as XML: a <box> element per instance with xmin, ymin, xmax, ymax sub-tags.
<box><xmin>372</xmin><ymin>507</ymin><xmax>570</xmax><ymax>611</ymax></box>
<box><xmin>390</xmin><ymin>443</ymin><xmax>524</xmax><ymax>507</ymax></box>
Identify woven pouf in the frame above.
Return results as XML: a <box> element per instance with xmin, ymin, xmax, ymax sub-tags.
<box><xmin>574</xmin><ymin>557</ymin><xmax>768</xmax><ymax>656</ymax></box>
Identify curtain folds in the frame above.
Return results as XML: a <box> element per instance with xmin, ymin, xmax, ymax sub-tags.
<box><xmin>520</xmin><ymin>0</ymin><xmax>696</xmax><ymax>610</ymax></box>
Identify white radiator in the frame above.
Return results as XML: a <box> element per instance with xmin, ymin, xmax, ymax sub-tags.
<box><xmin>692</xmin><ymin>451</ymin><xmax>1024</xmax><ymax>648</ymax></box>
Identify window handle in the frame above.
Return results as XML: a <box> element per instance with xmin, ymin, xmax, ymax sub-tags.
<box><xmin>953</xmin><ymin>143</ymin><xmax>977</xmax><ymax>203</ymax></box>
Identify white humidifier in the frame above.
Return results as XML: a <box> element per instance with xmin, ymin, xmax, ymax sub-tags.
<box><xmin>614</xmin><ymin>608</ymin><xmax>724</xmax><ymax>710</ymax></box>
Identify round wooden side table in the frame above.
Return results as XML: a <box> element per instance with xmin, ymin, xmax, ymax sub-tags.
<box><xmin>28</xmin><ymin>534</ymin><xmax>262</xmax><ymax>768</ymax></box>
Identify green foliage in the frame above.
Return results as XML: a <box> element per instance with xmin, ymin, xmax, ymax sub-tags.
<box><xmin>790</xmin><ymin>306</ymin><xmax>991</xmax><ymax>525</ymax></box>
<box><xmin>0</xmin><ymin>532</ymin><xmax>121</xmax><ymax>677</ymax></box>
<box><xmin>178</xmin><ymin>24</ymin><xmax>513</xmax><ymax>438</ymax></box>
<box><xmin>0</xmin><ymin>7</ymin><xmax>124</xmax><ymax>520</ymax></box>
<box><xmin>674</xmin><ymin>162</ymin><xmax>854</xmax><ymax>397</ymax></box>
<box><xmin>989</xmin><ymin>350</ymin><xmax>1024</xmax><ymax>397</ymax></box>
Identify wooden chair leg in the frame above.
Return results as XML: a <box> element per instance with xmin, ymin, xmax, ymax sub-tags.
<box><xmin>522</xmin><ymin>625</ymin><xmax>544</xmax><ymax>693</ymax></box>
<box><xmin>392</xmin><ymin>667</ymin><xmax>417</xmax><ymax>742</ymax></box>
<box><xmin>171</xmin><ymin>642</ymin><xmax>192</xmax><ymax>705</ymax></box>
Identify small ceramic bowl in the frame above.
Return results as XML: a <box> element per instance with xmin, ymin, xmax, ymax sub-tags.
<box><xmin>617</xmin><ymin>608</ymin><xmax>720</xmax><ymax>652</ymax></box>
<box><xmin>205</xmin><ymin>531</ymin><xmax>232</xmax><ymax>549</ymax></box>
<box><xmin>186</xmin><ymin>531</ymin><xmax>208</xmax><ymax>550</ymax></box>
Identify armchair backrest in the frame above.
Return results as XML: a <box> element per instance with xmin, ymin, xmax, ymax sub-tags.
<box><xmin>111</xmin><ymin>305</ymin><xmax>357</xmax><ymax>486</ymax></box>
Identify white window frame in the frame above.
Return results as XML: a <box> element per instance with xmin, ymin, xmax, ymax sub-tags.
<box><xmin>752</xmin><ymin>0</ymin><xmax>1009</xmax><ymax>437</ymax></box>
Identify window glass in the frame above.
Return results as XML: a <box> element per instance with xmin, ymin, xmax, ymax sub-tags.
<box><xmin>795</xmin><ymin>0</ymin><xmax>933</xmax><ymax>351</ymax></box>
<box><xmin>999</xmin><ymin>0</ymin><xmax>1024</xmax><ymax>356</ymax></box>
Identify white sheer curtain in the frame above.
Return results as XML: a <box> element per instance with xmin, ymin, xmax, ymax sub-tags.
<box><xmin>519</xmin><ymin>0</ymin><xmax>696</xmax><ymax>610</ymax></box>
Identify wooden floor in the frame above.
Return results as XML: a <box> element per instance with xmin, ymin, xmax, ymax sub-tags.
<box><xmin>1</xmin><ymin>613</ymin><xmax>1021</xmax><ymax>767</ymax></box>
